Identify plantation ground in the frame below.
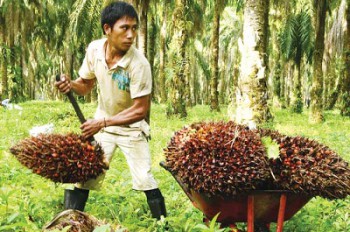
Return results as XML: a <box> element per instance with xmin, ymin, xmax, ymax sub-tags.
<box><xmin>0</xmin><ymin>101</ymin><xmax>349</xmax><ymax>231</ymax></box>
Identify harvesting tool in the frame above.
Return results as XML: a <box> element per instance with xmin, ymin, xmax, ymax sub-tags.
<box><xmin>55</xmin><ymin>74</ymin><xmax>94</xmax><ymax>143</ymax></box>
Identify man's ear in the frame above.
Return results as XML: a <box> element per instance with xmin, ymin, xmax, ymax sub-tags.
<box><xmin>103</xmin><ymin>24</ymin><xmax>111</xmax><ymax>35</ymax></box>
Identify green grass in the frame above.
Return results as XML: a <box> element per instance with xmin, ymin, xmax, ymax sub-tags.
<box><xmin>0</xmin><ymin>101</ymin><xmax>349</xmax><ymax>231</ymax></box>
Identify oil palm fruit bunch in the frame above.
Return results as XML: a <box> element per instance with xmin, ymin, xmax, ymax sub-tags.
<box><xmin>164</xmin><ymin>121</ymin><xmax>271</xmax><ymax>197</ymax></box>
<box><xmin>260</xmin><ymin>128</ymin><xmax>350</xmax><ymax>199</ymax></box>
<box><xmin>42</xmin><ymin>209</ymin><xmax>129</xmax><ymax>232</ymax></box>
<box><xmin>10</xmin><ymin>133</ymin><xmax>108</xmax><ymax>183</ymax></box>
<box><xmin>164</xmin><ymin>121</ymin><xmax>350</xmax><ymax>199</ymax></box>
<box><xmin>43</xmin><ymin>209</ymin><xmax>104</xmax><ymax>232</ymax></box>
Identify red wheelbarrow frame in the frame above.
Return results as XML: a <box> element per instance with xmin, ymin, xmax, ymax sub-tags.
<box><xmin>160</xmin><ymin>162</ymin><xmax>312</xmax><ymax>232</ymax></box>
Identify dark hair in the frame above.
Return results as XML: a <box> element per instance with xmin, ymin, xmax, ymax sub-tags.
<box><xmin>101</xmin><ymin>1</ymin><xmax>139</xmax><ymax>35</ymax></box>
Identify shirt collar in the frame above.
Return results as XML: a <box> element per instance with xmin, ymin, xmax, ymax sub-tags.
<box><xmin>116</xmin><ymin>45</ymin><xmax>134</xmax><ymax>69</ymax></box>
<box><xmin>97</xmin><ymin>38</ymin><xmax>134</xmax><ymax>70</ymax></box>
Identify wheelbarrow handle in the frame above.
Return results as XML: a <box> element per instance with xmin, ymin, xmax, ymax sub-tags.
<box><xmin>159</xmin><ymin>161</ymin><xmax>171</xmax><ymax>172</ymax></box>
<box><xmin>159</xmin><ymin>161</ymin><xmax>196</xmax><ymax>203</ymax></box>
<box><xmin>56</xmin><ymin>74</ymin><xmax>94</xmax><ymax>143</ymax></box>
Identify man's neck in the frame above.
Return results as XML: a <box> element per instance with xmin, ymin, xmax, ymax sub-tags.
<box><xmin>105</xmin><ymin>43</ymin><xmax>126</xmax><ymax>69</ymax></box>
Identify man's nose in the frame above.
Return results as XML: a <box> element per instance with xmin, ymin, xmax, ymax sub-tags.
<box><xmin>126</xmin><ymin>29</ymin><xmax>136</xmax><ymax>38</ymax></box>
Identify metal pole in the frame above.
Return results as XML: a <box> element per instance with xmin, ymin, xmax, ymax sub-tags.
<box><xmin>277</xmin><ymin>193</ymin><xmax>287</xmax><ymax>232</ymax></box>
<box><xmin>247</xmin><ymin>195</ymin><xmax>254</xmax><ymax>232</ymax></box>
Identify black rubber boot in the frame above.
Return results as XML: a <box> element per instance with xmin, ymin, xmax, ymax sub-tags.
<box><xmin>145</xmin><ymin>189</ymin><xmax>167</xmax><ymax>219</ymax></box>
<box><xmin>64</xmin><ymin>187</ymin><xmax>89</xmax><ymax>211</ymax></box>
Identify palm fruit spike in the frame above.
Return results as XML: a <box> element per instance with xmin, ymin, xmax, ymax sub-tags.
<box><xmin>10</xmin><ymin>133</ymin><xmax>108</xmax><ymax>183</ymax></box>
<box><xmin>165</xmin><ymin>121</ymin><xmax>271</xmax><ymax>197</ymax></box>
<box><xmin>259</xmin><ymin>128</ymin><xmax>350</xmax><ymax>199</ymax></box>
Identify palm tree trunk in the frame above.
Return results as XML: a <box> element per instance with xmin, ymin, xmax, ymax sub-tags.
<box><xmin>210</xmin><ymin>0</ymin><xmax>220</xmax><ymax>111</ymax></box>
<box><xmin>219</xmin><ymin>51</ymin><xmax>228</xmax><ymax>105</ymax></box>
<box><xmin>184</xmin><ymin>48</ymin><xmax>191</xmax><ymax>107</ymax></box>
<box><xmin>28</xmin><ymin>49</ymin><xmax>36</xmax><ymax>99</ymax></box>
<box><xmin>190</xmin><ymin>49</ymin><xmax>197</xmax><ymax>106</ymax></box>
<box><xmin>230</xmin><ymin>47</ymin><xmax>240</xmax><ymax>107</ymax></box>
<box><xmin>235</xmin><ymin>0</ymin><xmax>272</xmax><ymax>126</ymax></box>
<box><xmin>326</xmin><ymin>74</ymin><xmax>341</xmax><ymax>110</ymax></box>
<box><xmin>340</xmin><ymin>0</ymin><xmax>350</xmax><ymax>116</ymax></box>
<box><xmin>148</xmin><ymin>15</ymin><xmax>157</xmax><ymax>98</ymax></box>
<box><xmin>64</xmin><ymin>44</ymin><xmax>74</xmax><ymax>82</ymax></box>
<box><xmin>13</xmin><ymin>3</ymin><xmax>23</xmax><ymax>101</ymax></box>
<box><xmin>138</xmin><ymin>0</ymin><xmax>150</xmax><ymax>57</ymax></box>
<box><xmin>0</xmin><ymin>14</ymin><xmax>8</xmax><ymax>99</ymax></box>
<box><xmin>167</xmin><ymin>0</ymin><xmax>188</xmax><ymax>118</ymax></box>
<box><xmin>7</xmin><ymin>2</ymin><xmax>16</xmax><ymax>100</ymax></box>
<box><xmin>275</xmin><ymin>61</ymin><xmax>283</xmax><ymax>105</ymax></box>
<box><xmin>310</xmin><ymin>0</ymin><xmax>327</xmax><ymax>123</ymax></box>
<box><xmin>291</xmin><ymin>62</ymin><xmax>303</xmax><ymax>113</ymax></box>
<box><xmin>279</xmin><ymin>62</ymin><xmax>286</xmax><ymax>108</ymax></box>
<box><xmin>159</xmin><ymin>0</ymin><xmax>168</xmax><ymax>103</ymax></box>
<box><xmin>21</xmin><ymin>10</ymin><xmax>29</xmax><ymax>100</ymax></box>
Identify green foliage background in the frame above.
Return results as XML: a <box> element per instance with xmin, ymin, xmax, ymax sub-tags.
<box><xmin>0</xmin><ymin>101</ymin><xmax>349</xmax><ymax>231</ymax></box>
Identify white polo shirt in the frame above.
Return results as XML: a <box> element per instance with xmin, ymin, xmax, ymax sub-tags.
<box><xmin>78</xmin><ymin>38</ymin><xmax>152</xmax><ymax>137</ymax></box>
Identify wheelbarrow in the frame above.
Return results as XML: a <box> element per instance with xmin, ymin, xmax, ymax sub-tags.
<box><xmin>160</xmin><ymin>161</ymin><xmax>312</xmax><ymax>232</ymax></box>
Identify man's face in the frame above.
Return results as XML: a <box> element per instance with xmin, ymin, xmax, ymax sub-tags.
<box><xmin>106</xmin><ymin>16</ymin><xmax>138</xmax><ymax>52</ymax></box>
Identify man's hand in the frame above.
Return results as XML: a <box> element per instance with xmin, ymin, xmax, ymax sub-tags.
<box><xmin>55</xmin><ymin>74</ymin><xmax>72</xmax><ymax>94</ymax></box>
<box><xmin>80</xmin><ymin>119</ymin><xmax>104</xmax><ymax>139</ymax></box>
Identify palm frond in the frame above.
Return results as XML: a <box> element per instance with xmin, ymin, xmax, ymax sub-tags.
<box><xmin>280</xmin><ymin>15</ymin><xmax>295</xmax><ymax>60</ymax></box>
<box><xmin>187</xmin><ymin>0</ymin><xmax>204</xmax><ymax>36</ymax></box>
<box><xmin>69</xmin><ymin>0</ymin><xmax>103</xmax><ymax>44</ymax></box>
<box><xmin>279</xmin><ymin>10</ymin><xmax>313</xmax><ymax>64</ymax></box>
<box><xmin>298</xmin><ymin>11</ymin><xmax>312</xmax><ymax>50</ymax></box>
<box><xmin>194</xmin><ymin>41</ymin><xmax>210</xmax><ymax>81</ymax></box>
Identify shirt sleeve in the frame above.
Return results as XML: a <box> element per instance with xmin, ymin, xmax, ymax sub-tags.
<box><xmin>130</xmin><ymin>63</ymin><xmax>152</xmax><ymax>99</ymax></box>
<box><xmin>78</xmin><ymin>43</ymin><xmax>96</xmax><ymax>80</ymax></box>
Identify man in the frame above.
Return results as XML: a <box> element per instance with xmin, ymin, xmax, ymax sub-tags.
<box><xmin>55</xmin><ymin>1</ymin><xmax>166</xmax><ymax>220</ymax></box>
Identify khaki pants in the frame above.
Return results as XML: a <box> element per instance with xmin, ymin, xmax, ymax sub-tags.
<box><xmin>76</xmin><ymin>131</ymin><xmax>158</xmax><ymax>191</ymax></box>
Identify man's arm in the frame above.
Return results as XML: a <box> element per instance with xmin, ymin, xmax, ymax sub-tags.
<box><xmin>80</xmin><ymin>95</ymin><xmax>150</xmax><ymax>138</ymax></box>
<box><xmin>107</xmin><ymin>94</ymin><xmax>150</xmax><ymax>126</ymax></box>
<box><xmin>71</xmin><ymin>77</ymin><xmax>96</xmax><ymax>96</ymax></box>
<box><xmin>55</xmin><ymin>75</ymin><xmax>95</xmax><ymax>96</ymax></box>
